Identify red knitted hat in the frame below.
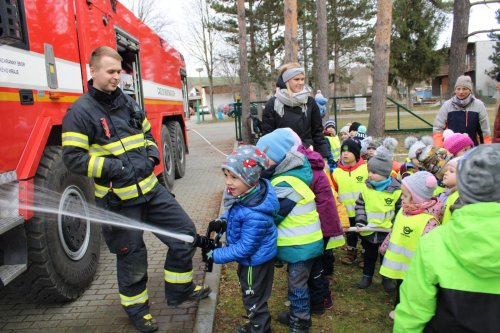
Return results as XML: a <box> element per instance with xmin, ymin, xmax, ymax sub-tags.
<box><xmin>443</xmin><ymin>131</ymin><xmax>473</xmax><ymax>156</ymax></box>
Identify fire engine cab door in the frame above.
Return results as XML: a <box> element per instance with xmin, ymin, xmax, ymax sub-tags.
<box><xmin>115</xmin><ymin>28</ymin><xmax>144</xmax><ymax>109</ymax></box>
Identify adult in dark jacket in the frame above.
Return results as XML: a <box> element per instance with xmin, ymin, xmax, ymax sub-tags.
<box><xmin>261</xmin><ymin>63</ymin><xmax>329</xmax><ymax>159</ymax></box>
<box><xmin>433</xmin><ymin>75</ymin><xmax>491</xmax><ymax>146</ymax></box>
<box><xmin>62</xmin><ymin>46</ymin><xmax>210</xmax><ymax>333</ymax></box>
<box><xmin>394</xmin><ymin>144</ymin><xmax>500</xmax><ymax>332</ymax></box>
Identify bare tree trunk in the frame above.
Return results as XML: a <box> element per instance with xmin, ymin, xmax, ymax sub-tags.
<box><xmin>316</xmin><ymin>0</ymin><xmax>329</xmax><ymax>114</ymax></box>
<box><xmin>446</xmin><ymin>0</ymin><xmax>470</xmax><ymax>99</ymax></box>
<box><xmin>302</xmin><ymin>19</ymin><xmax>308</xmax><ymax>83</ymax></box>
<box><xmin>284</xmin><ymin>0</ymin><xmax>298</xmax><ymax>63</ymax></box>
<box><xmin>267</xmin><ymin>21</ymin><xmax>276</xmax><ymax>94</ymax></box>
<box><xmin>237</xmin><ymin>0</ymin><xmax>251</xmax><ymax>143</ymax></box>
<box><xmin>369</xmin><ymin>0</ymin><xmax>392</xmax><ymax>137</ymax></box>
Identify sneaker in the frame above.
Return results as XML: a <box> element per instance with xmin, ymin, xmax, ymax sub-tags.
<box><xmin>130</xmin><ymin>313</ymin><xmax>158</xmax><ymax>333</ymax></box>
<box><xmin>389</xmin><ymin>310</ymin><xmax>395</xmax><ymax>320</ymax></box>
<box><xmin>167</xmin><ymin>285</ymin><xmax>211</xmax><ymax>306</ymax></box>
<box><xmin>382</xmin><ymin>277</ymin><xmax>396</xmax><ymax>292</ymax></box>
<box><xmin>341</xmin><ymin>249</ymin><xmax>357</xmax><ymax>265</ymax></box>
<box><xmin>357</xmin><ymin>275</ymin><xmax>372</xmax><ymax>289</ymax></box>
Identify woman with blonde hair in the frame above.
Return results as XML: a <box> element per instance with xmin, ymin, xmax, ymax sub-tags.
<box><xmin>261</xmin><ymin>63</ymin><xmax>329</xmax><ymax>158</ymax></box>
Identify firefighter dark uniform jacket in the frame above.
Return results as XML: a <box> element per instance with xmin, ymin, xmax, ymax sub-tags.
<box><xmin>62</xmin><ymin>80</ymin><xmax>160</xmax><ymax>202</ymax></box>
<box><xmin>394</xmin><ymin>202</ymin><xmax>500</xmax><ymax>332</ymax></box>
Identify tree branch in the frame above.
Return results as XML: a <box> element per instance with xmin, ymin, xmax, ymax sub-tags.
<box><xmin>466</xmin><ymin>28</ymin><xmax>500</xmax><ymax>38</ymax></box>
<box><xmin>470</xmin><ymin>0</ymin><xmax>500</xmax><ymax>7</ymax></box>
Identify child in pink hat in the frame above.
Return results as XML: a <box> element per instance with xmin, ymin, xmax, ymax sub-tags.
<box><xmin>443</xmin><ymin>130</ymin><xmax>473</xmax><ymax>157</ymax></box>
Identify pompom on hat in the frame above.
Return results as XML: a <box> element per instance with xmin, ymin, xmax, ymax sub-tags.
<box><xmin>402</xmin><ymin>171</ymin><xmax>437</xmax><ymax>204</ymax></box>
<box><xmin>405</xmin><ymin>135</ymin><xmax>433</xmax><ymax>159</ymax></box>
<box><xmin>443</xmin><ymin>129</ymin><xmax>474</xmax><ymax>156</ymax></box>
<box><xmin>222</xmin><ymin>145</ymin><xmax>268</xmax><ymax>187</ymax></box>
<box><xmin>458</xmin><ymin>144</ymin><xmax>500</xmax><ymax>204</ymax></box>
<box><xmin>256</xmin><ymin>128</ymin><xmax>296</xmax><ymax>164</ymax></box>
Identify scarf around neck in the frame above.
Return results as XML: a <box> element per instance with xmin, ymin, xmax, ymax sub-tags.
<box><xmin>451</xmin><ymin>94</ymin><xmax>474</xmax><ymax>108</ymax></box>
<box><xmin>274</xmin><ymin>87</ymin><xmax>310</xmax><ymax>117</ymax></box>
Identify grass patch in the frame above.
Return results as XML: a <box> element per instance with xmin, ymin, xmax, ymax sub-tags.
<box><xmin>214</xmin><ymin>249</ymin><xmax>393</xmax><ymax>333</ymax></box>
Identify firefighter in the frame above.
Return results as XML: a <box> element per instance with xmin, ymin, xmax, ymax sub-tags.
<box><xmin>62</xmin><ymin>46</ymin><xmax>210</xmax><ymax>333</ymax></box>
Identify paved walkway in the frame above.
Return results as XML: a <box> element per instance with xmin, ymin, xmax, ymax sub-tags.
<box><xmin>0</xmin><ymin>117</ymin><xmax>235</xmax><ymax>333</ymax></box>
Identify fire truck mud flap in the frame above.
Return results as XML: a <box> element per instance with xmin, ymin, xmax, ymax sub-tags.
<box><xmin>22</xmin><ymin>146</ymin><xmax>100</xmax><ymax>302</ymax></box>
<box><xmin>168</xmin><ymin>121</ymin><xmax>186</xmax><ymax>179</ymax></box>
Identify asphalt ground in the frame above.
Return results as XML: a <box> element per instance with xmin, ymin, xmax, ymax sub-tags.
<box><xmin>0</xmin><ymin>116</ymin><xmax>236</xmax><ymax>333</ymax></box>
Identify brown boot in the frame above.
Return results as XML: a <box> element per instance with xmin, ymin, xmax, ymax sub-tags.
<box><xmin>358</xmin><ymin>252</ymin><xmax>365</xmax><ymax>268</ymax></box>
<box><xmin>341</xmin><ymin>249</ymin><xmax>357</xmax><ymax>265</ymax></box>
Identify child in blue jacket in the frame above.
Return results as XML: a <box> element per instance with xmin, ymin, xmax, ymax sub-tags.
<box><xmin>211</xmin><ymin>145</ymin><xmax>279</xmax><ymax>333</ymax></box>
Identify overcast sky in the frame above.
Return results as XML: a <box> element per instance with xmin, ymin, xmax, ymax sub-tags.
<box><xmin>121</xmin><ymin>0</ymin><xmax>500</xmax><ymax>77</ymax></box>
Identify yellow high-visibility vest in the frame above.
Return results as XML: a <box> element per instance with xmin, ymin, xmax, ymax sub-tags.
<box><xmin>325</xmin><ymin>136</ymin><xmax>341</xmax><ymax>162</ymax></box>
<box><xmin>271</xmin><ymin>175</ymin><xmax>323</xmax><ymax>247</ymax></box>
<box><xmin>332</xmin><ymin>164</ymin><xmax>368</xmax><ymax>217</ymax></box>
<box><xmin>360</xmin><ymin>186</ymin><xmax>401</xmax><ymax>236</ymax></box>
<box><xmin>442</xmin><ymin>190</ymin><xmax>459</xmax><ymax>225</ymax></box>
<box><xmin>379</xmin><ymin>210</ymin><xmax>433</xmax><ymax>280</ymax></box>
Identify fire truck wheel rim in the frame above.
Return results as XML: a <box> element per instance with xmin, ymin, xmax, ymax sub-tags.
<box><xmin>57</xmin><ymin>185</ymin><xmax>91</xmax><ymax>261</ymax></box>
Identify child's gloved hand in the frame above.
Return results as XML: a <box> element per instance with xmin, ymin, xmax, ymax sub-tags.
<box><xmin>208</xmin><ymin>218</ymin><xmax>227</xmax><ymax>233</ymax></box>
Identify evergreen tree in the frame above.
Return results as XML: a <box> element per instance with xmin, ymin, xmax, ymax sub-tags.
<box><xmin>390</xmin><ymin>0</ymin><xmax>448</xmax><ymax>105</ymax></box>
<box><xmin>487</xmin><ymin>9</ymin><xmax>500</xmax><ymax>79</ymax></box>
<box><xmin>327</xmin><ymin>0</ymin><xmax>376</xmax><ymax>96</ymax></box>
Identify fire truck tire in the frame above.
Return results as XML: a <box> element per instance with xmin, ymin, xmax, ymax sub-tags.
<box><xmin>168</xmin><ymin>121</ymin><xmax>186</xmax><ymax>179</ymax></box>
<box><xmin>158</xmin><ymin>124</ymin><xmax>175</xmax><ymax>191</ymax></box>
<box><xmin>23</xmin><ymin>146</ymin><xmax>100</xmax><ymax>302</ymax></box>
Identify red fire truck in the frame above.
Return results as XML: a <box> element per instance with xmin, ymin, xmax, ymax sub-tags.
<box><xmin>0</xmin><ymin>0</ymin><xmax>189</xmax><ymax>301</ymax></box>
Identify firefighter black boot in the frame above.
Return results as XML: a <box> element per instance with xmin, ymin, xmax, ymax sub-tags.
<box><xmin>130</xmin><ymin>313</ymin><xmax>158</xmax><ymax>333</ymax></box>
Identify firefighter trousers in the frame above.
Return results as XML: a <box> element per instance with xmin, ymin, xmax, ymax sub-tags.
<box><xmin>99</xmin><ymin>183</ymin><xmax>197</xmax><ymax>318</ymax></box>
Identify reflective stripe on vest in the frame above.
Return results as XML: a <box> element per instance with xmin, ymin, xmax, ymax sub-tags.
<box><xmin>94</xmin><ymin>173</ymin><xmax>158</xmax><ymax>200</ymax></box>
<box><xmin>442</xmin><ymin>190</ymin><xmax>459</xmax><ymax>225</ymax></box>
<box><xmin>332</xmin><ymin>164</ymin><xmax>368</xmax><ymax>217</ymax></box>
<box><xmin>326</xmin><ymin>136</ymin><xmax>341</xmax><ymax>161</ymax></box>
<box><xmin>379</xmin><ymin>210</ymin><xmax>433</xmax><ymax>280</ymax></box>
<box><xmin>271</xmin><ymin>175</ymin><xmax>323</xmax><ymax>247</ymax></box>
<box><xmin>325</xmin><ymin>235</ymin><xmax>345</xmax><ymax>249</ymax></box>
<box><xmin>164</xmin><ymin>269</ymin><xmax>193</xmax><ymax>284</ymax></box>
<box><xmin>120</xmin><ymin>288</ymin><xmax>149</xmax><ymax>307</ymax></box>
<box><xmin>361</xmin><ymin>186</ymin><xmax>401</xmax><ymax>236</ymax></box>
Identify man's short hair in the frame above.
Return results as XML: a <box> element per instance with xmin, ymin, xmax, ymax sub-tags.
<box><xmin>89</xmin><ymin>46</ymin><xmax>122</xmax><ymax>68</ymax></box>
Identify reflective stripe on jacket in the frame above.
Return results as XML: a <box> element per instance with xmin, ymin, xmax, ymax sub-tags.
<box><xmin>379</xmin><ymin>210</ymin><xmax>433</xmax><ymax>280</ymax></box>
<box><xmin>332</xmin><ymin>163</ymin><xmax>368</xmax><ymax>217</ymax></box>
<box><xmin>62</xmin><ymin>82</ymin><xmax>160</xmax><ymax>201</ymax></box>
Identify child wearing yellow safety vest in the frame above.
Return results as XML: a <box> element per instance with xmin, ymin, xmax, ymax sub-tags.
<box><xmin>354</xmin><ymin>146</ymin><xmax>401</xmax><ymax>291</ymax></box>
<box><xmin>332</xmin><ymin>138</ymin><xmax>368</xmax><ymax>265</ymax></box>
<box><xmin>437</xmin><ymin>157</ymin><xmax>461</xmax><ymax>225</ymax></box>
<box><xmin>323</xmin><ymin>119</ymin><xmax>341</xmax><ymax>173</ymax></box>
<box><xmin>257</xmin><ymin>128</ymin><xmax>324</xmax><ymax>333</ymax></box>
<box><xmin>379</xmin><ymin>171</ymin><xmax>443</xmax><ymax>320</ymax></box>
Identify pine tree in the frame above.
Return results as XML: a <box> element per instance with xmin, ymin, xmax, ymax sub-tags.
<box><xmin>487</xmin><ymin>9</ymin><xmax>500</xmax><ymax>79</ymax></box>
<box><xmin>390</xmin><ymin>0</ymin><xmax>448</xmax><ymax>106</ymax></box>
